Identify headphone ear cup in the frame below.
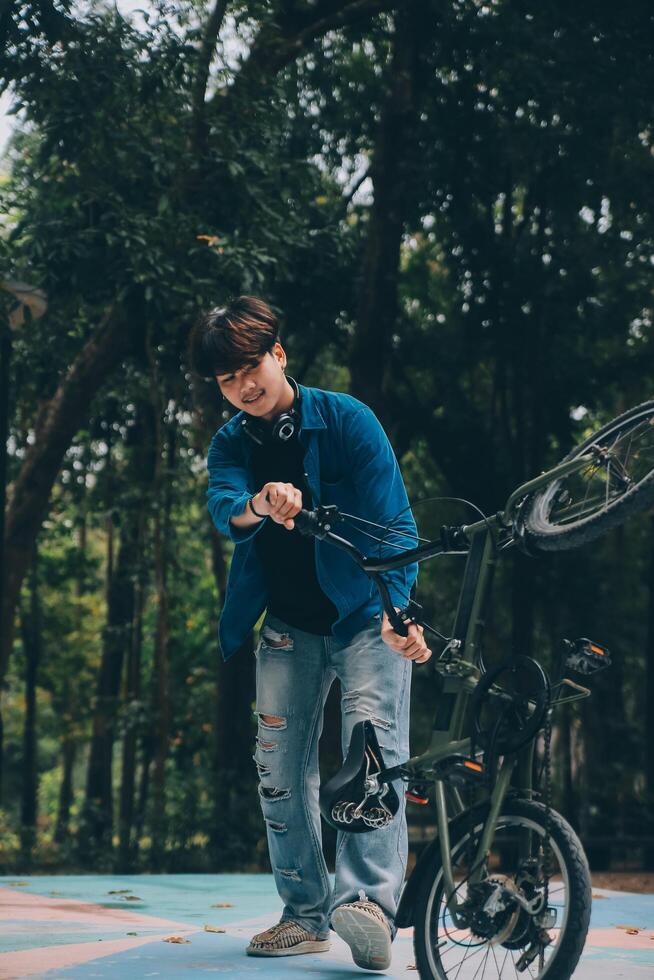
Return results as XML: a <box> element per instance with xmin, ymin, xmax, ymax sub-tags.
<box><xmin>271</xmin><ymin>377</ymin><xmax>301</xmax><ymax>442</ymax></box>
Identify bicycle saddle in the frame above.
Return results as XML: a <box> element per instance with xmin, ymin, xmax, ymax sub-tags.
<box><xmin>319</xmin><ymin>719</ymin><xmax>400</xmax><ymax>833</ymax></box>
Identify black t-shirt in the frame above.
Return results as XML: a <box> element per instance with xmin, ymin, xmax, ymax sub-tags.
<box><xmin>250</xmin><ymin>428</ymin><xmax>338</xmax><ymax>635</ymax></box>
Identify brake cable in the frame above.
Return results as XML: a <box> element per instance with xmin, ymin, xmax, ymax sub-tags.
<box><xmin>334</xmin><ymin>495</ymin><xmax>495</xmax><ymax>648</ymax></box>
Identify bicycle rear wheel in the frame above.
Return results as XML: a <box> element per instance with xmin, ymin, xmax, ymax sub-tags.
<box><xmin>412</xmin><ymin>799</ymin><xmax>591</xmax><ymax>980</ymax></box>
<box><xmin>520</xmin><ymin>399</ymin><xmax>654</xmax><ymax>552</ymax></box>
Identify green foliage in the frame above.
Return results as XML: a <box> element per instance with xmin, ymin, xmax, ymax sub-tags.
<box><xmin>1</xmin><ymin>0</ymin><xmax>653</xmax><ymax>872</ymax></box>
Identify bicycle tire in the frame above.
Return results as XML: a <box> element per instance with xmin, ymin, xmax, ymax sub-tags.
<box><xmin>521</xmin><ymin>398</ymin><xmax>654</xmax><ymax>552</ymax></box>
<box><xmin>412</xmin><ymin>798</ymin><xmax>592</xmax><ymax>980</ymax></box>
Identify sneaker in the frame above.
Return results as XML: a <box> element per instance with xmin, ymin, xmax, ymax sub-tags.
<box><xmin>246</xmin><ymin>920</ymin><xmax>330</xmax><ymax>957</ymax></box>
<box><xmin>331</xmin><ymin>892</ymin><xmax>392</xmax><ymax>971</ymax></box>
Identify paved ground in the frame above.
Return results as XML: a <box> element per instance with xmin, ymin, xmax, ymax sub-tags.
<box><xmin>0</xmin><ymin>874</ymin><xmax>652</xmax><ymax>979</ymax></box>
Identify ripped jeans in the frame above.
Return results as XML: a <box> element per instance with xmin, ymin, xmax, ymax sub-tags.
<box><xmin>253</xmin><ymin>610</ymin><xmax>412</xmax><ymax>941</ymax></box>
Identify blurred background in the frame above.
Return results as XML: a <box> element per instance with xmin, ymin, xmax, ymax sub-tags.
<box><xmin>0</xmin><ymin>0</ymin><xmax>653</xmax><ymax>879</ymax></box>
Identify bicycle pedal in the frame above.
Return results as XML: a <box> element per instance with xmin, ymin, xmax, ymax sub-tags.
<box><xmin>436</xmin><ymin>755</ymin><xmax>486</xmax><ymax>787</ymax></box>
<box><xmin>562</xmin><ymin>637</ymin><xmax>611</xmax><ymax>675</ymax></box>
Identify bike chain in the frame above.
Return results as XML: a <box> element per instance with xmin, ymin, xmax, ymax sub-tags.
<box><xmin>542</xmin><ymin>706</ymin><xmax>553</xmax><ymax>915</ymax></box>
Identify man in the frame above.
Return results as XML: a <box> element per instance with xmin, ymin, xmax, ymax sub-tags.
<box><xmin>190</xmin><ymin>296</ymin><xmax>430</xmax><ymax>971</ymax></box>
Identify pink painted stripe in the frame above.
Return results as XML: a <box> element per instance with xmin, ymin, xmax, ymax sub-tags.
<box><xmin>585</xmin><ymin>927</ymin><xmax>654</xmax><ymax>949</ymax></box>
<box><xmin>0</xmin><ymin>931</ymin><xmax>198</xmax><ymax>979</ymax></box>
<box><xmin>396</xmin><ymin>924</ymin><xmax>654</xmax><ymax>950</ymax></box>
<box><xmin>0</xmin><ymin>886</ymin><xmax>189</xmax><ymax>930</ymax></box>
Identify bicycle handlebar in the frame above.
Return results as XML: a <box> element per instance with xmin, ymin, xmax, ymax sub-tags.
<box><xmin>292</xmin><ymin>504</ymin><xmax>468</xmax><ymax>638</ymax></box>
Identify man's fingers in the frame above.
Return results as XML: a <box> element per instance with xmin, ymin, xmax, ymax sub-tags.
<box><xmin>406</xmin><ymin>646</ymin><xmax>431</xmax><ymax>661</ymax></box>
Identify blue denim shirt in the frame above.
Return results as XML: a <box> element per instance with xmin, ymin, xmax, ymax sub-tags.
<box><xmin>207</xmin><ymin>383</ymin><xmax>419</xmax><ymax>661</ymax></box>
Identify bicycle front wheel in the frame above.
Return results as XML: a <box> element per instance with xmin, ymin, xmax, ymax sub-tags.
<box><xmin>412</xmin><ymin>798</ymin><xmax>591</xmax><ymax>980</ymax></box>
<box><xmin>521</xmin><ymin>399</ymin><xmax>654</xmax><ymax>552</ymax></box>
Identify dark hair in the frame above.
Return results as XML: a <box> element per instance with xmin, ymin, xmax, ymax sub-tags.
<box><xmin>189</xmin><ymin>296</ymin><xmax>279</xmax><ymax>379</ymax></box>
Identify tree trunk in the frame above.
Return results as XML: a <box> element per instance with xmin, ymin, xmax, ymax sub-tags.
<box><xmin>117</xmin><ymin>515</ymin><xmax>148</xmax><ymax>871</ymax></box>
<box><xmin>148</xmin><ymin>356</ymin><xmax>175</xmax><ymax>868</ymax></box>
<box><xmin>54</xmin><ymin>736</ymin><xmax>76</xmax><ymax>846</ymax></box>
<box><xmin>645</xmin><ymin>515</ymin><xmax>654</xmax><ymax>868</ymax></box>
<box><xmin>0</xmin><ymin>319</ymin><xmax>12</xmax><ymax>805</ymax></box>
<box><xmin>116</xmin><ymin>401</ymin><xmax>155</xmax><ymax>871</ymax></box>
<box><xmin>54</xmin><ymin>495</ymin><xmax>87</xmax><ymax>847</ymax></box>
<box><xmin>19</xmin><ymin>550</ymin><xmax>41</xmax><ymax>861</ymax></box>
<box><xmin>207</xmin><ymin>524</ymin><xmax>259</xmax><ymax>870</ymax></box>
<box><xmin>349</xmin><ymin>4</ymin><xmax>423</xmax><ymax>428</ymax></box>
<box><xmin>79</xmin><ymin>490</ymin><xmax>140</xmax><ymax>859</ymax></box>
<box><xmin>1</xmin><ymin>306</ymin><xmax>129</xmax><ymax>688</ymax></box>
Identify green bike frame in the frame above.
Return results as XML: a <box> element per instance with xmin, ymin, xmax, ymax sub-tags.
<box><xmin>316</xmin><ymin>449</ymin><xmax>598</xmax><ymax>918</ymax></box>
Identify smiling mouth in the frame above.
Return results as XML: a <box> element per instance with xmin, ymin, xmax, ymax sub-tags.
<box><xmin>243</xmin><ymin>391</ymin><xmax>264</xmax><ymax>404</ymax></box>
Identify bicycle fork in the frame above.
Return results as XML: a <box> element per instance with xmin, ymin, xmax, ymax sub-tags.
<box><xmin>436</xmin><ymin>757</ymin><xmax>516</xmax><ymax>926</ymax></box>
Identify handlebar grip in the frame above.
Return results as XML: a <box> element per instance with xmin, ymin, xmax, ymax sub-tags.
<box><xmin>293</xmin><ymin>508</ymin><xmax>317</xmax><ymax>534</ymax></box>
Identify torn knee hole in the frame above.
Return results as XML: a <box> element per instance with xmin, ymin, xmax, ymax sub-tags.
<box><xmin>257</xmin><ymin>712</ymin><xmax>287</xmax><ymax>730</ymax></box>
<box><xmin>342</xmin><ymin>689</ymin><xmax>360</xmax><ymax>714</ymax></box>
<box><xmin>259</xmin><ymin>786</ymin><xmax>291</xmax><ymax>802</ymax></box>
<box><xmin>341</xmin><ymin>693</ymin><xmax>392</xmax><ymax>732</ymax></box>
<box><xmin>277</xmin><ymin>867</ymin><xmax>301</xmax><ymax>881</ymax></box>
<box><xmin>265</xmin><ymin>819</ymin><xmax>287</xmax><ymax>834</ymax></box>
<box><xmin>256</xmin><ymin>736</ymin><xmax>277</xmax><ymax>751</ymax></box>
<box><xmin>253</xmin><ymin>755</ymin><xmax>272</xmax><ymax>778</ymax></box>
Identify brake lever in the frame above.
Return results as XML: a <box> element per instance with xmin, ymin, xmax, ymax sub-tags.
<box><xmin>294</xmin><ymin>504</ymin><xmax>342</xmax><ymax>538</ymax></box>
<box><xmin>387</xmin><ymin>599</ymin><xmax>423</xmax><ymax>637</ymax></box>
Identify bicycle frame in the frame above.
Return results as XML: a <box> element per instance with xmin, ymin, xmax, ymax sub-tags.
<box><xmin>310</xmin><ymin>448</ymin><xmax>598</xmax><ymax>916</ymax></box>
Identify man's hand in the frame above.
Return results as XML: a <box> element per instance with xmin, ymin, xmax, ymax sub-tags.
<box><xmin>253</xmin><ymin>482</ymin><xmax>303</xmax><ymax>530</ymax></box>
<box><xmin>381</xmin><ymin>607</ymin><xmax>432</xmax><ymax>663</ymax></box>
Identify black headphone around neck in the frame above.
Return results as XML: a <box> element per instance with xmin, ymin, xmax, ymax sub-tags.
<box><xmin>240</xmin><ymin>375</ymin><xmax>301</xmax><ymax>446</ymax></box>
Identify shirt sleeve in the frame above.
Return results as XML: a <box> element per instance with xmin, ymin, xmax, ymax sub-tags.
<box><xmin>343</xmin><ymin>404</ymin><xmax>419</xmax><ymax>613</ymax></box>
<box><xmin>206</xmin><ymin>428</ymin><xmax>268</xmax><ymax>545</ymax></box>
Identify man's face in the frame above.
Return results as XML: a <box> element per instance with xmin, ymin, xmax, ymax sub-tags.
<box><xmin>216</xmin><ymin>343</ymin><xmax>286</xmax><ymax>417</ymax></box>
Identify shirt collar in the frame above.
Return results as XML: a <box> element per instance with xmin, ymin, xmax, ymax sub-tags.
<box><xmin>297</xmin><ymin>383</ymin><xmax>327</xmax><ymax>431</ymax></box>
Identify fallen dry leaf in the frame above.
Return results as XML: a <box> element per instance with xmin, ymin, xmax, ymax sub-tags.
<box><xmin>591</xmin><ymin>892</ymin><xmax>608</xmax><ymax>899</ymax></box>
<box><xmin>616</xmin><ymin>924</ymin><xmax>642</xmax><ymax>931</ymax></box>
<box><xmin>407</xmin><ymin>966</ymin><xmax>417</xmax><ymax>971</ymax></box>
<box><xmin>163</xmin><ymin>936</ymin><xmax>191</xmax><ymax>944</ymax></box>
<box><xmin>6</xmin><ymin>881</ymin><xmax>28</xmax><ymax>886</ymax></box>
<box><xmin>626</xmin><ymin>929</ymin><xmax>640</xmax><ymax>936</ymax></box>
<box><xmin>210</xmin><ymin>902</ymin><xmax>233</xmax><ymax>908</ymax></box>
<box><xmin>122</xmin><ymin>895</ymin><xmax>143</xmax><ymax>901</ymax></box>
<box><xmin>127</xmin><ymin>932</ymin><xmax>138</xmax><ymax>936</ymax></box>
<box><xmin>204</xmin><ymin>925</ymin><xmax>226</xmax><ymax>933</ymax></box>
<box><xmin>109</xmin><ymin>889</ymin><xmax>132</xmax><ymax>895</ymax></box>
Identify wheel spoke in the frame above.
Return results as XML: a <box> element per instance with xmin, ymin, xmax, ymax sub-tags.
<box><xmin>449</xmin><ymin>940</ymin><xmax>484</xmax><ymax>979</ymax></box>
<box><xmin>490</xmin><ymin>941</ymin><xmax>502</xmax><ymax>977</ymax></box>
<box><xmin>470</xmin><ymin>946</ymin><xmax>490</xmax><ymax>980</ymax></box>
